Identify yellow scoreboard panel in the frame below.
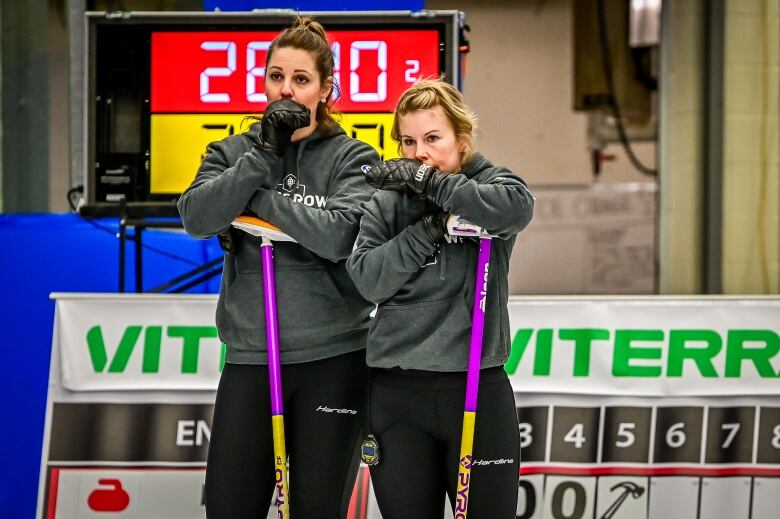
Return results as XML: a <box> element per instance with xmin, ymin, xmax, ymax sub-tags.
<box><xmin>150</xmin><ymin>113</ymin><xmax>399</xmax><ymax>195</ymax></box>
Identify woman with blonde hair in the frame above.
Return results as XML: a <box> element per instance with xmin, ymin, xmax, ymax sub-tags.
<box><xmin>348</xmin><ymin>78</ymin><xmax>534</xmax><ymax>518</ymax></box>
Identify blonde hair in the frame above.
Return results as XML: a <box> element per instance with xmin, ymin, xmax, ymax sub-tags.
<box><xmin>391</xmin><ymin>78</ymin><xmax>478</xmax><ymax>167</ymax></box>
<box><xmin>267</xmin><ymin>16</ymin><xmax>340</xmax><ymax>131</ymax></box>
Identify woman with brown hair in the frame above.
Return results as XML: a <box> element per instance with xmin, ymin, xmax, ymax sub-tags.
<box><xmin>178</xmin><ymin>17</ymin><xmax>378</xmax><ymax>518</ymax></box>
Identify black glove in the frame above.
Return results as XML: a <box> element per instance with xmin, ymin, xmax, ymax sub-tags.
<box><xmin>364</xmin><ymin>158</ymin><xmax>448</xmax><ymax>199</ymax></box>
<box><xmin>218</xmin><ymin>207</ymin><xmax>261</xmax><ymax>254</ymax></box>
<box><xmin>254</xmin><ymin>99</ymin><xmax>311</xmax><ymax>156</ymax></box>
<box><xmin>217</xmin><ymin>227</ymin><xmax>237</xmax><ymax>255</ymax></box>
<box><xmin>421</xmin><ymin>212</ymin><xmax>448</xmax><ymax>243</ymax></box>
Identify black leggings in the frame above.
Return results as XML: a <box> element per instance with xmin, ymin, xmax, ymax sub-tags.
<box><xmin>368</xmin><ymin>367</ymin><xmax>520</xmax><ymax>519</ymax></box>
<box><xmin>204</xmin><ymin>350</ymin><xmax>368</xmax><ymax>518</ymax></box>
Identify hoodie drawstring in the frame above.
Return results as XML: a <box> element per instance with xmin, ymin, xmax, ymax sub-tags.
<box><xmin>438</xmin><ymin>243</ymin><xmax>447</xmax><ymax>280</ymax></box>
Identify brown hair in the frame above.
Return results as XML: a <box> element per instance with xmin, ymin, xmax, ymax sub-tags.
<box><xmin>266</xmin><ymin>16</ymin><xmax>339</xmax><ymax>131</ymax></box>
<box><xmin>391</xmin><ymin>78</ymin><xmax>478</xmax><ymax>167</ymax></box>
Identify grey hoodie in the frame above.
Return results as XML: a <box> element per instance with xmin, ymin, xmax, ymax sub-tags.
<box><xmin>347</xmin><ymin>153</ymin><xmax>534</xmax><ymax>372</ymax></box>
<box><xmin>178</xmin><ymin>124</ymin><xmax>379</xmax><ymax>364</ymax></box>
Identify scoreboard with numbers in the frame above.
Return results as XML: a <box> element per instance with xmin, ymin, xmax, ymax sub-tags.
<box><xmin>83</xmin><ymin>10</ymin><xmax>464</xmax><ymax>210</ymax></box>
<box><xmin>41</xmin><ymin>296</ymin><xmax>779</xmax><ymax>518</ymax></box>
<box><xmin>515</xmin><ymin>403</ymin><xmax>780</xmax><ymax>519</ymax></box>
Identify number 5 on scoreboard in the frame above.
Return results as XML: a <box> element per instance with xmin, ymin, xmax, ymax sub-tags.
<box><xmin>615</xmin><ymin>422</ymin><xmax>636</xmax><ymax>448</ymax></box>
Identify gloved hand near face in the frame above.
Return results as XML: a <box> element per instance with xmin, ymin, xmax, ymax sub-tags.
<box><xmin>421</xmin><ymin>212</ymin><xmax>448</xmax><ymax>244</ymax></box>
<box><xmin>364</xmin><ymin>158</ymin><xmax>449</xmax><ymax>200</ymax></box>
<box><xmin>252</xmin><ymin>99</ymin><xmax>311</xmax><ymax>156</ymax></box>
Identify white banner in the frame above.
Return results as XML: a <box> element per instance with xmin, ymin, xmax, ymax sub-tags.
<box><xmin>44</xmin><ymin>293</ymin><xmax>780</xmax><ymax>519</ymax></box>
<box><xmin>53</xmin><ymin>294</ymin><xmax>780</xmax><ymax>395</ymax></box>
<box><xmin>53</xmin><ymin>294</ymin><xmax>224</xmax><ymax>391</ymax></box>
<box><xmin>506</xmin><ymin>297</ymin><xmax>780</xmax><ymax>396</ymax></box>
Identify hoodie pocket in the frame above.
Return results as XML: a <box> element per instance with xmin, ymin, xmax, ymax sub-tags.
<box><xmin>369</xmin><ymin>294</ymin><xmax>473</xmax><ymax>370</ymax></box>
<box><xmin>274</xmin><ymin>265</ymin><xmax>352</xmax><ymax>337</ymax></box>
<box><xmin>221</xmin><ymin>265</ymin><xmax>352</xmax><ymax>350</ymax></box>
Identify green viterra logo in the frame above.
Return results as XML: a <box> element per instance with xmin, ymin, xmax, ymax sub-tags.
<box><xmin>504</xmin><ymin>328</ymin><xmax>780</xmax><ymax>378</ymax></box>
<box><xmin>87</xmin><ymin>325</ymin><xmax>226</xmax><ymax>373</ymax></box>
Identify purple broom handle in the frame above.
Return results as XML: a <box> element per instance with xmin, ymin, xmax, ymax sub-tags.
<box><xmin>465</xmin><ymin>236</ymin><xmax>492</xmax><ymax>412</ymax></box>
<box><xmin>261</xmin><ymin>238</ymin><xmax>284</xmax><ymax>416</ymax></box>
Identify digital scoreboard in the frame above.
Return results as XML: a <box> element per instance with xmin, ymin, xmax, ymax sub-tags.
<box><xmin>83</xmin><ymin>11</ymin><xmax>465</xmax><ymax>210</ymax></box>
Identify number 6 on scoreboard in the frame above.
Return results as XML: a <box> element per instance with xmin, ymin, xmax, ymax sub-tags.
<box><xmin>666</xmin><ymin>422</ymin><xmax>687</xmax><ymax>448</ymax></box>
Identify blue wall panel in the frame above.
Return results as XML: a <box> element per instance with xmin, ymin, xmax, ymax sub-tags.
<box><xmin>0</xmin><ymin>214</ymin><xmax>220</xmax><ymax>518</ymax></box>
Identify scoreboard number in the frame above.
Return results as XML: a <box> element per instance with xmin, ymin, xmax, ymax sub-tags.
<box><xmin>551</xmin><ymin>480</ymin><xmax>587</xmax><ymax>519</ymax></box>
<box><xmin>246</xmin><ymin>41</ymin><xmax>272</xmax><ymax>103</ymax></box>
<box><xmin>757</xmin><ymin>407</ymin><xmax>780</xmax><ymax>463</ymax></box>
<box><xmin>200</xmin><ymin>41</ymin><xmax>236</xmax><ymax>103</ymax></box>
<box><xmin>405</xmin><ymin>59</ymin><xmax>421</xmax><ymax>82</ymax></box>
<box><xmin>564</xmin><ymin>424</ymin><xmax>587</xmax><ymax>449</ymax></box>
<box><xmin>603</xmin><ymin>407</ymin><xmax>651</xmax><ymax>463</ymax></box>
<box><xmin>665</xmin><ymin>422</ymin><xmax>686</xmax><ymax>449</ymax></box>
<box><xmin>720</xmin><ymin>423</ymin><xmax>740</xmax><ymax>449</ymax></box>
<box><xmin>615</xmin><ymin>422</ymin><xmax>636</xmax><ymax>448</ymax></box>
<box><xmin>543</xmin><ymin>476</ymin><xmax>596</xmax><ymax>519</ymax></box>
<box><xmin>519</xmin><ymin>422</ymin><xmax>534</xmax><ymax>449</ymax></box>
<box><xmin>653</xmin><ymin>407</ymin><xmax>702</xmax><ymax>463</ymax></box>
<box><xmin>349</xmin><ymin>41</ymin><xmax>388</xmax><ymax>102</ymax></box>
<box><xmin>516</xmin><ymin>476</ymin><xmax>543</xmax><ymax>519</ymax></box>
<box><xmin>550</xmin><ymin>407</ymin><xmax>599</xmax><ymax>463</ymax></box>
<box><xmin>517</xmin><ymin>406</ymin><xmax>549</xmax><ymax>462</ymax></box>
<box><xmin>705</xmin><ymin>407</ymin><xmax>754</xmax><ymax>463</ymax></box>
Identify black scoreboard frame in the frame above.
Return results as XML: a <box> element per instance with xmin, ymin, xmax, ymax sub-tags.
<box><xmin>80</xmin><ymin>10</ymin><xmax>465</xmax><ymax>216</ymax></box>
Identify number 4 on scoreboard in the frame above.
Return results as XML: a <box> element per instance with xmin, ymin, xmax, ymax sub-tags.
<box><xmin>564</xmin><ymin>423</ymin><xmax>586</xmax><ymax>449</ymax></box>
<box><xmin>550</xmin><ymin>407</ymin><xmax>599</xmax><ymax>463</ymax></box>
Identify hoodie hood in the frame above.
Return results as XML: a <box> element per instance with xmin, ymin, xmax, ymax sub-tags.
<box><xmin>459</xmin><ymin>153</ymin><xmax>492</xmax><ymax>180</ymax></box>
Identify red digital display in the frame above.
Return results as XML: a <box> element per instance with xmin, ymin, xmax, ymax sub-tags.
<box><xmin>151</xmin><ymin>30</ymin><xmax>440</xmax><ymax>113</ymax></box>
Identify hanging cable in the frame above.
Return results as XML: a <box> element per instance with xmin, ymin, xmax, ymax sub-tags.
<box><xmin>66</xmin><ymin>185</ymin><xmax>83</xmax><ymax>212</ymax></box>
<box><xmin>596</xmin><ymin>0</ymin><xmax>657</xmax><ymax>177</ymax></box>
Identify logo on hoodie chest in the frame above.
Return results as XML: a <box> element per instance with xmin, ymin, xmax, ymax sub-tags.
<box><xmin>275</xmin><ymin>173</ymin><xmax>327</xmax><ymax>208</ymax></box>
